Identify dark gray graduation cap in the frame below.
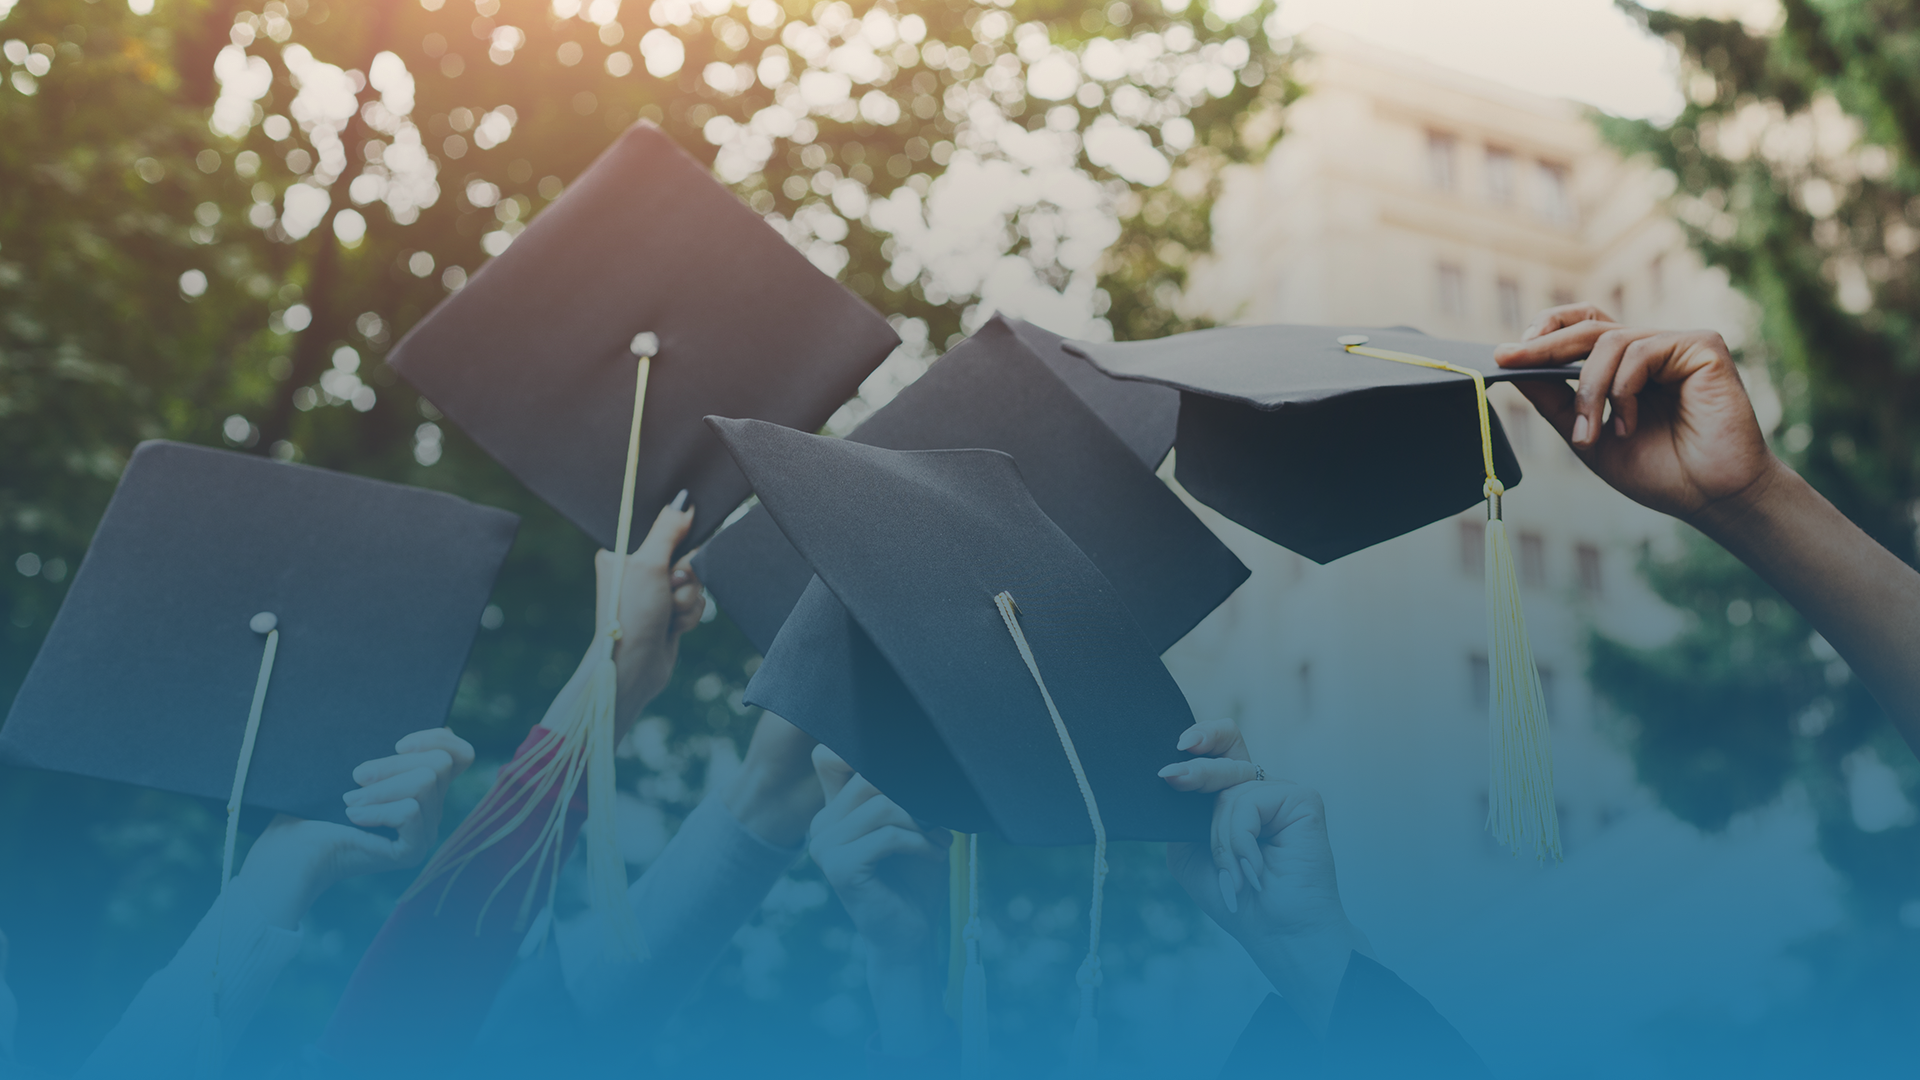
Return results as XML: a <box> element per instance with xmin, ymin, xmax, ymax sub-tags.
<box><xmin>691</xmin><ymin>313</ymin><xmax>1233</xmax><ymax>656</ymax></box>
<box><xmin>1065</xmin><ymin>325</ymin><xmax>1581</xmax><ymax>563</ymax></box>
<box><xmin>388</xmin><ymin>121</ymin><xmax>899</xmax><ymax>553</ymax></box>
<box><xmin>0</xmin><ymin>441</ymin><xmax>518</xmax><ymax>824</ymax></box>
<box><xmin>707</xmin><ymin>417</ymin><xmax>1210</xmax><ymax>845</ymax></box>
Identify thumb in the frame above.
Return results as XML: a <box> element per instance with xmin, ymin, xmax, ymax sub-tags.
<box><xmin>632</xmin><ymin>490</ymin><xmax>696</xmax><ymax>570</ymax></box>
<box><xmin>812</xmin><ymin>743</ymin><xmax>855</xmax><ymax>803</ymax></box>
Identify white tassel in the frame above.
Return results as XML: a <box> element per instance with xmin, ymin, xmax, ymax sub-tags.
<box><xmin>959</xmin><ymin>832</ymin><xmax>989</xmax><ymax>1080</ymax></box>
<box><xmin>1484</xmin><ymin>496</ymin><xmax>1561</xmax><ymax>861</ymax></box>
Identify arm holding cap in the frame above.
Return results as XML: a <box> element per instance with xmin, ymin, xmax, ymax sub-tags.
<box><xmin>77</xmin><ymin>728</ymin><xmax>472</xmax><ymax>1080</ymax></box>
<box><xmin>809</xmin><ymin>746</ymin><xmax>954</xmax><ymax>1064</ymax></box>
<box><xmin>1496</xmin><ymin>306</ymin><xmax>1920</xmax><ymax>753</ymax></box>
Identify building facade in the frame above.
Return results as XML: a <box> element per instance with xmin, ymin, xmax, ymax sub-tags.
<box><xmin>1153</xmin><ymin>33</ymin><xmax>1828</xmax><ymax>1074</ymax></box>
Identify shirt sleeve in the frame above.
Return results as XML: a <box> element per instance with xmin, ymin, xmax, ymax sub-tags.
<box><xmin>1220</xmin><ymin>953</ymin><xmax>1488</xmax><ymax>1079</ymax></box>
<box><xmin>76</xmin><ymin>889</ymin><xmax>304</xmax><ymax>1080</ymax></box>
<box><xmin>471</xmin><ymin>790</ymin><xmax>805</xmax><ymax>1066</ymax></box>
<box><xmin>317</xmin><ymin>725</ymin><xmax>587</xmax><ymax>1072</ymax></box>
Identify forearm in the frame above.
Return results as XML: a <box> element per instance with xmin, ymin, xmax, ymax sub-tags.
<box><xmin>1693</xmin><ymin>460</ymin><xmax>1920</xmax><ymax>749</ymax></box>
<box><xmin>866</xmin><ymin>953</ymin><xmax>945</xmax><ymax>1058</ymax></box>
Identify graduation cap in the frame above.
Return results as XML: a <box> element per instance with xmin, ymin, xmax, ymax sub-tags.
<box><xmin>386</xmin><ymin>122</ymin><xmax>898</xmax><ymax>953</ymax></box>
<box><xmin>0</xmin><ymin>441</ymin><xmax>517</xmax><ymax>878</ymax></box>
<box><xmin>1067</xmin><ymin>325</ymin><xmax>1580</xmax><ymax>861</ymax></box>
<box><xmin>708</xmin><ymin>416</ymin><xmax>1213</xmax><ymax>1073</ymax></box>
<box><xmin>387</xmin><ymin>120</ymin><xmax>899</xmax><ymax>553</ymax></box>
<box><xmin>691</xmin><ymin>313</ymin><xmax>1236</xmax><ymax>656</ymax></box>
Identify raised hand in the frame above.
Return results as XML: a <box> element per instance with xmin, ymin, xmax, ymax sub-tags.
<box><xmin>1493</xmin><ymin>304</ymin><xmax>1779</xmax><ymax>523</ymax></box>
<box><xmin>232</xmin><ymin>727</ymin><xmax>475</xmax><ymax>930</ymax></box>
<box><xmin>597</xmin><ymin>493</ymin><xmax>706</xmax><ymax>727</ymax></box>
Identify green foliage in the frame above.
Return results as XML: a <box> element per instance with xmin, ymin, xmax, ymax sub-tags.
<box><xmin>1596</xmin><ymin>0</ymin><xmax>1920</xmax><ymax>923</ymax></box>
<box><xmin>0</xmin><ymin>0</ymin><xmax>1294</xmax><ymax>1067</ymax></box>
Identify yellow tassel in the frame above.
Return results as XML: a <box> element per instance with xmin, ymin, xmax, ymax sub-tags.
<box><xmin>402</xmin><ymin>353</ymin><xmax>654</xmax><ymax>958</ymax></box>
<box><xmin>1484</xmin><ymin>494</ymin><xmax>1561</xmax><ymax>861</ymax></box>
<box><xmin>1339</xmin><ymin>338</ymin><xmax>1562</xmax><ymax>861</ymax></box>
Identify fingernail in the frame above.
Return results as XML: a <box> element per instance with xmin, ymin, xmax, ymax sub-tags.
<box><xmin>1219</xmin><ymin>870</ymin><xmax>1239</xmax><ymax>914</ymax></box>
<box><xmin>1176</xmin><ymin>729</ymin><xmax>1198</xmax><ymax>751</ymax></box>
<box><xmin>1571</xmin><ymin>415</ymin><xmax>1590</xmax><ymax>444</ymax></box>
<box><xmin>671</xmin><ymin>489</ymin><xmax>689</xmax><ymax>512</ymax></box>
<box><xmin>1614</xmin><ymin>414</ymin><xmax>1627</xmax><ymax>437</ymax></box>
<box><xmin>1158</xmin><ymin>763</ymin><xmax>1188</xmax><ymax>779</ymax></box>
<box><xmin>1241</xmin><ymin>858</ymin><xmax>1262</xmax><ymax>891</ymax></box>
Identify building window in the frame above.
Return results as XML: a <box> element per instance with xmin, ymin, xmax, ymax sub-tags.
<box><xmin>1485</xmin><ymin>146</ymin><xmax>1516</xmax><ymax>205</ymax></box>
<box><xmin>1497</xmin><ymin>278</ymin><xmax>1524</xmax><ymax>330</ymax></box>
<box><xmin>1427</xmin><ymin>131</ymin><xmax>1457</xmax><ymax>192</ymax></box>
<box><xmin>1537</xmin><ymin>161</ymin><xmax>1573</xmax><ymax>225</ymax></box>
<box><xmin>1470</xmin><ymin>653</ymin><xmax>1490</xmax><ymax>711</ymax></box>
<box><xmin>1437</xmin><ymin>262</ymin><xmax>1467</xmax><ymax>317</ymax></box>
<box><xmin>1576</xmin><ymin>542</ymin><xmax>1603</xmax><ymax>597</ymax></box>
<box><xmin>1518</xmin><ymin>530</ymin><xmax>1547</xmax><ymax>588</ymax></box>
<box><xmin>1460</xmin><ymin>518</ymin><xmax>1485</xmax><ymax>578</ymax></box>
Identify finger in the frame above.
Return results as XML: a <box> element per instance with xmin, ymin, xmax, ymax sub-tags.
<box><xmin>1519</xmin><ymin>302</ymin><xmax>1614</xmax><ymax>343</ymax></box>
<box><xmin>670</xmin><ymin>580</ymin><xmax>704</xmax><ymax>634</ymax></box>
<box><xmin>395</xmin><ymin>727</ymin><xmax>475</xmax><ymax>776</ymax></box>
<box><xmin>1515</xmin><ymin>380</ymin><xmax>1580</xmax><ymax>445</ymax></box>
<box><xmin>1211</xmin><ymin>790</ymin><xmax>1242</xmax><ymax>901</ymax></box>
<box><xmin>812</xmin><ymin>743</ymin><xmax>856</xmax><ymax>804</ymax></box>
<box><xmin>1159</xmin><ymin>757</ymin><xmax>1261</xmax><ymax>793</ymax></box>
<box><xmin>1174</xmin><ymin>717</ymin><xmax>1249</xmax><ymax>760</ymax></box>
<box><xmin>352</xmin><ymin>750</ymin><xmax>454</xmax><ymax>788</ymax></box>
<box><xmin>835</xmin><ymin>787</ymin><xmax>920</xmax><ymax>840</ymax></box>
<box><xmin>1493</xmin><ymin>318</ymin><xmax>1614</xmax><ymax>369</ymax></box>
<box><xmin>1226</xmin><ymin>790</ymin><xmax>1266</xmax><ymax>890</ymax></box>
<box><xmin>1571</xmin><ymin>327</ymin><xmax>1659</xmax><ymax>448</ymax></box>
<box><xmin>345</xmin><ymin>796</ymin><xmax>420</xmax><ymax>833</ymax></box>
<box><xmin>343</xmin><ymin>765</ymin><xmax>439</xmax><ymax>808</ymax></box>
<box><xmin>632</xmin><ymin>491</ymin><xmax>697</xmax><ymax>570</ymax></box>
<box><xmin>839</xmin><ymin>824</ymin><xmax>942</xmax><ymax>870</ymax></box>
<box><xmin>1610</xmin><ymin>334</ymin><xmax>1681</xmax><ymax>439</ymax></box>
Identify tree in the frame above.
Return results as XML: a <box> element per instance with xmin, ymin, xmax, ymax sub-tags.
<box><xmin>1593</xmin><ymin>0</ymin><xmax>1920</xmax><ymax>940</ymax></box>
<box><xmin>0</xmin><ymin>0</ymin><xmax>1296</xmax><ymax>1068</ymax></box>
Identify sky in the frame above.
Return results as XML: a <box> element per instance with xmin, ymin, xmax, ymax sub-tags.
<box><xmin>1269</xmin><ymin>0</ymin><xmax>1783</xmax><ymax>121</ymax></box>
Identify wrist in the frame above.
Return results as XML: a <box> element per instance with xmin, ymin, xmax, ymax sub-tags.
<box><xmin>866</xmin><ymin>950</ymin><xmax>943</xmax><ymax>1056</ymax></box>
<box><xmin>1687</xmin><ymin>453</ymin><xmax>1799</xmax><ymax>547</ymax></box>
<box><xmin>1242</xmin><ymin>919</ymin><xmax>1368</xmax><ymax>1035</ymax></box>
<box><xmin>229</xmin><ymin>832</ymin><xmax>333</xmax><ymax>931</ymax></box>
<box><xmin>724</xmin><ymin>759</ymin><xmax>817</xmax><ymax>849</ymax></box>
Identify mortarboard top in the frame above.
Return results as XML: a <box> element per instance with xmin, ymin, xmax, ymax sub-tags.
<box><xmin>388</xmin><ymin>121</ymin><xmax>899</xmax><ymax>554</ymax></box>
<box><xmin>1065</xmin><ymin>325</ymin><xmax>1582</xmax><ymax>563</ymax></box>
<box><xmin>0</xmin><ymin>441</ymin><xmax>518</xmax><ymax>825</ymax></box>
<box><xmin>706</xmin><ymin>417</ymin><xmax>1211</xmax><ymax>846</ymax></box>
<box><xmin>691</xmin><ymin>313</ymin><xmax>1244</xmax><ymax>657</ymax></box>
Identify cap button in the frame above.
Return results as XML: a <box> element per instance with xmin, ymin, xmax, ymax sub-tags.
<box><xmin>249</xmin><ymin>611</ymin><xmax>278</xmax><ymax>634</ymax></box>
<box><xmin>628</xmin><ymin>331</ymin><xmax>659</xmax><ymax>358</ymax></box>
<box><xmin>1336</xmin><ymin>334</ymin><xmax>1369</xmax><ymax>347</ymax></box>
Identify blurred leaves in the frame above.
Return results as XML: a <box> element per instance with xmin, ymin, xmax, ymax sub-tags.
<box><xmin>1598</xmin><ymin>0</ymin><xmax>1920</xmax><ymax>926</ymax></box>
<box><xmin>0</xmin><ymin>0</ymin><xmax>1294</xmax><ymax>1068</ymax></box>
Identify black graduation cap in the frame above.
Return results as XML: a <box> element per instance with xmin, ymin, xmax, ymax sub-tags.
<box><xmin>0</xmin><ymin>441</ymin><xmax>518</xmax><ymax>824</ymax></box>
<box><xmin>1064</xmin><ymin>325</ymin><xmax>1581</xmax><ymax>563</ymax></box>
<box><xmin>691</xmin><ymin>313</ymin><xmax>1235</xmax><ymax>656</ymax></box>
<box><xmin>706</xmin><ymin>417</ymin><xmax>1211</xmax><ymax>846</ymax></box>
<box><xmin>388</xmin><ymin>121</ymin><xmax>899</xmax><ymax>553</ymax></box>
